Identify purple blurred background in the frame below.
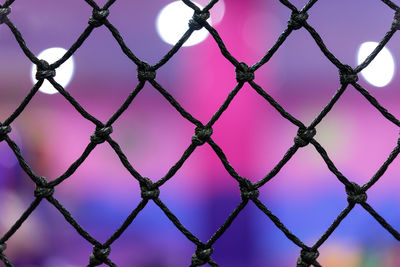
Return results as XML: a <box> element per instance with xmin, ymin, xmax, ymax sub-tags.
<box><xmin>1</xmin><ymin>0</ymin><xmax>400</xmax><ymax>266</ymax></box>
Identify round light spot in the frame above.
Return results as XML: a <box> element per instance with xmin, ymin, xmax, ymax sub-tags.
<box><xmin>31</xmin><ymin>47</ymin><xmax>74</xmax><ymax>94</ymax></box>
<box><xmin>211</xmin><ymin>0</ymin><xmax>225</xmax><ymax>25</ymax></box>
<box><xmin>156</xmin><ymin>1</ymin><xmax>211</xmax><ymax>47</ymax></box>
<box><xmin>357</xmin><ymin>42</ymin><xmax>395</xmax><ymax>87</ymax></box>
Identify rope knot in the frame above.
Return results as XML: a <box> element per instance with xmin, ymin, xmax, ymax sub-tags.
<box><xmin>0</xmin><ymin>7</ymin><xmax>11</xmax><ymax>24</ymax></box>
<box><xmin>392</xmin><ymin>11</ymin><xmax>400</xmax><ymax>30</ymax></box>
<box><xmin>189</xmin><ymin>10</ymin><xmax>210</xmax><ymax>30</ymax></box>
<box><xmin>137</xmin><ymin>62</ymin><xmax>156</xmax><ymax>82</ymax></box>
<box><xmin>339</xmin><ymin>65</ymin><xmax>358</xmax><ymax>85</ymax></box>
<box><xmin>36</xmin><ymin>60</ymin><xmax>56</xmax><ymax>80</ymax></box>
<box><xmin>140</xmin><ymin>177</ymin><xmax>160</xmax><ymax>200</ymax></box>
<box><xmin>294</xmin><ymin>127</ymin><xmax>316</xmax><ymax>147</ymax></box>
<box><xmin>288</xmin><ymin>11</ymin><xmax>309</xmax><ymax>30</ymax></box>
<box><xmin>346</xmin><ymin>182</ymin><xmax>367</xmax><ymax>204</ymax></box>
<box><xmin>297</xmin><ymin>248</ymin><xmax>319</xmax><ymax>267</ymax></box>
<box><xmin>192</xmin><ymin>126</ymin><xmax>213</xmax><ymax>146</ymax></box>
<box><xmin>0</xmin><ymin>243</ymin><xmax>7</xmax><ymax>253</ymax></box>
<box><xmin>89</xmin><ymin>246</ymin><xmax>111</xmax><ymax>266</ymax></box>
<box><xmin>0</xmin><ymin>124</ymin><xmax>11</xmax><ymax>142</ymax></box>
<box><xmin>89</xmin><ymin>9</ymin><xmax>110</xmax><ymax>27</ymax></box>
<box><xmin>191</xmin><ymin>246</ymin><xmax>213</xmax><ymax>266</ymax></box>
<box><xmin>239</xmin><ymin>178</ymin><xmax>259</xmax><ymax>200</ymax></box>
<box><xmin>235</xmin><ymin>62</ymin><xmax>255</xmax><ymax>83</ymax></box>
<box><xmin>34</xmin><ymin>177</ymin><xmax>54</xmax><ymax>199</ymax></box>
<box><xmin>91</xmin><ymin>126</ymin><xmax>113</xmax><ymax>144</ymax></box>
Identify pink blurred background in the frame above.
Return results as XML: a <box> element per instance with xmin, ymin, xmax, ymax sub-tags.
<box><xmin>1</xmin><ymin>0</ymin><xmax>400</xmax><ymax>266</ymax></box>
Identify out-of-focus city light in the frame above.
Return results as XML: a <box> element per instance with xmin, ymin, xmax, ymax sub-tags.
<box><xmin>156</xmin><ymin>1</ymin><xmax>211</xmax><ymax>47</ymax></box>
<box><xmin>31</xmin><ymin>47</ymin><xmax>74</xmax><ymax>95</ymax></box>
<box><xmin>357</xmin><ymin>42</ymin><xmax>395</xmax><ymax>87</ymax></box>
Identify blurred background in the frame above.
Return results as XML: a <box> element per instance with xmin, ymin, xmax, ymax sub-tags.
<box><xmin>1</xmin><ymin>0</ymin><xmax>400</xmax><ymax>266</ymax></box>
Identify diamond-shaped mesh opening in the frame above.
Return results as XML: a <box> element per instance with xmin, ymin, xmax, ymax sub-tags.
<box><xmin>0</xmin><ymin>40</ymin><xmax>34</xmax><ymax>121</ymax></box>
<box><xmin>52</xmin><ymin>145</ymin><xmax>141</xmax><ymax>239</ymax></box>
<box><xmin>7</xmin><ymin>0</ymin><xmax>91</xmax><ymax>51</ymax></box>
<box><xmin>252</xmin><ymin>201</ymin><xmax>301</xmax><ymax>267</ymax></box>
<box><xmin>366</xmin><ymin>154</ymin><xmax>400</xmax><ymax>229</ymax></box>
<box><xmin>258</xmin><ymin>147</ymin><xmax>347</xmax><ymax>242</ymax></box>
<box><xmin>11</xmin><ymin>94</ymin><xmax>95</xmax><ymax>179</ymax></box>
<box><xmin>105</xmin><ymin>1</ymin><xmax>186</xmax><ymax>63</ymax></box>
<box><xmin>69</xmin><ymin>28</ymin><xmax>138</xmax><ymax>121</ymax></box>
<box><xmin>308</xmin><ymin>0</ymin><xmax>394</xmax><ymax>63</ymax></box>
<box><xmin>108</xmin><ymin>201</ymin><xmax>196</xmax><ymax>267</ymax></box>
<box><xmin>211</xmin><ymin>203</ymin><xmax>261</xmax><ymax>267</ymax></box>
<box><xmin>356</xmin><ymin>72</ymin><xmax>400</xmax><ymax>120</ymax></box>
<box><xmin>111</xmin><ymin>83</ymin><xmax>195</xmax><ymax>178</ymax></box>
<box><xmin>211</xmin><ymin>83</ymin><xmax>288</xmax><ymax>181</ymax></box>
<box><xmin>1</xmin><ymin>0</ymin><xmax>400</xmax><ymax>266</ymax></box>
<box><xmin>261</xmin><ymin>29</ymin><xmax>342</xmax><ymax>125</ymax></box>
<box><xmin>315</xmin><ymin>86</ymin><xmax>399</xmax><ymax>182</ymax></box>
<box><xmin>318</xmin><ymin>206</ymin><xmax>400</xmax><ymax>266</ymax></box>
<box><xmin>153</xmin><ymin>34</ymin><xmax>240</xmax><ymax>124</ymax></box>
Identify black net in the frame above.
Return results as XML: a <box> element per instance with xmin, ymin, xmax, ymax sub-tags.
<box><xmin>1</xmin><ymin>0</ymin><xmax>400</xmax><ymax>266</ymax></box>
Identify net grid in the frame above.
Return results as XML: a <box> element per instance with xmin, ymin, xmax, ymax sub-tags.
<box><xmin>0</xmin><ymin>0</ymin><xmax>400</xmax><ymax>266</ymax></box>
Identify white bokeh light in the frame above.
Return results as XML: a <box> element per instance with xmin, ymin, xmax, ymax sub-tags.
<box><xmin>156</xmin><ymin>1</ymin><xmax>211</xmax><ymax>47</ymax></box>
<box><xmin>31</xmin><ymin>47</ymin><xmax>75</xmax><ymax>94</ymax></box>
<box><xmin>357</xmin><ymin>42</ymin><xmax>395</xmax><ymax>87</ymax></box>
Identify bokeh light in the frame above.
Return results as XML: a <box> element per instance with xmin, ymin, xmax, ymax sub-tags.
<box><xmin>156</xmin><ymin>1</ymin><xmax>211</xmax><ymax>47</ymax></box>
<box><xmin>31</xmin><ymin>47</ymin><xmax>74</xmax><ymax>94</ymax></box>
<box><xmin>357</xmin><ymin>42</ymin><xmax>395</xmax><ymax>87</ymax></box>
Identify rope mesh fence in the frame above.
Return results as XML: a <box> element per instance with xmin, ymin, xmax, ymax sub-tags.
<box><xmin>1</xmin><ymin>0</ymin><xmax>400</xmax><ymax>266</ymax></box>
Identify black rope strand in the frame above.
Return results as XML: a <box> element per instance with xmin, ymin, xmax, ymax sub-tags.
<box><xmin>0</xmin><ymin>198</ymin><xmax>42</xmax><ymax>243</ymax></box>
<box><xmin>103</xmin><ymin>200</ymin><xmax>149</xmax><ymax>247</ymax></box>
<box><xmin>363</xmin><ymin>144</ymin><xmax>400</xmax><ymax>191</ymax></box>
<box><xmin>4</xmin><ymin>80</ymin><xmax>43</xmax><ymax>125</ymax></box>
<box><xmin>312</xmin><ymin>204</ymin><xmax>355</xmax><ymax>249</ymax></box>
